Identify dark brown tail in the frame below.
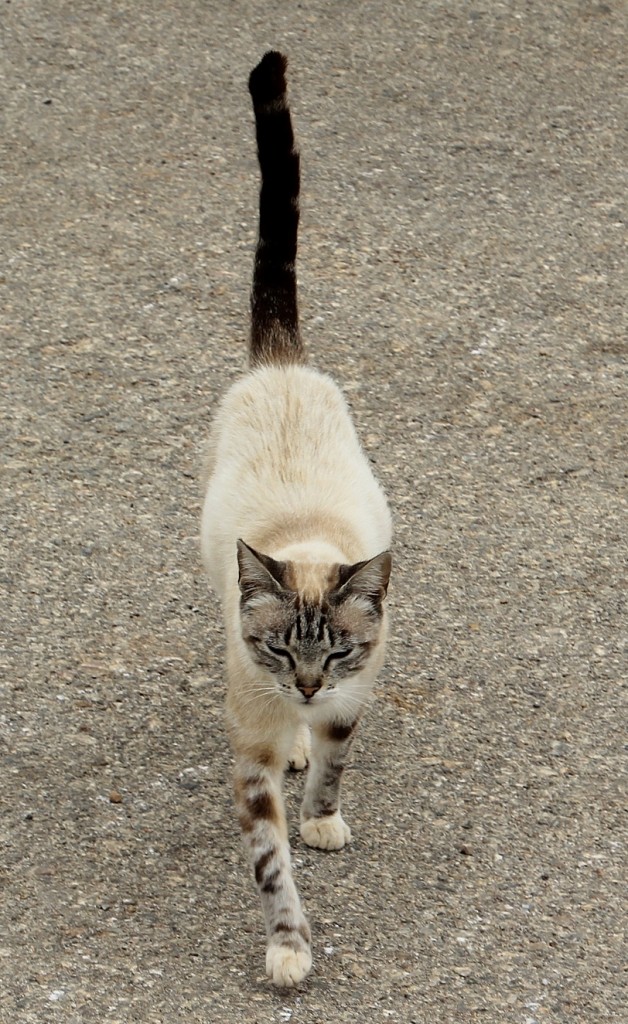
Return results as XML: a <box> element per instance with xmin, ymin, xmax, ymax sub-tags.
<box><xmin>248</xmin><ymin>51</ymin><xmax>304</xmax><ymax>366</ymax></box>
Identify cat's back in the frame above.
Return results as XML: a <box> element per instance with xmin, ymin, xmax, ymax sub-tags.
<box><xmin>204</xmin><ymin>362</ymin><xmax>389</xmax><ymax>545</ymax></box>
<box><xmin>202</xmin><ymin>362</ymin><xmax>390</xmax><ymax>592</ymax></box>
<box><xmin>212</xmin><ymin>364</ymin><xmax>362</xmax><ymax>469</ymax></box>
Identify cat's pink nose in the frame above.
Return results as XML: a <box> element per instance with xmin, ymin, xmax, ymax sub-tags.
<box><xmin>299</xmin><ymin>682</ymin><xmax>322</xmax><ymax>700</ymax></box>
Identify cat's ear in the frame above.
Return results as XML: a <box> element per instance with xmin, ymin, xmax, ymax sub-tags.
<box><xmin>335</xmin><ymin>550</ymin><xmax>392</xmax><ymax>607</ymax></box>
<box><xmin>237</xmin><ymin>539</ymin><xmax>292</xmax><ymax>603</ymax></box>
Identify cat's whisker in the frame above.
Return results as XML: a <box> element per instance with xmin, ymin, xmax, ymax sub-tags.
<box><xmin>238</xmin><ymin>687</ymin><xmax>281</xmax><ymax>716</ymax></box>
<box><xmin>334</xmin><ymin>694</ymin><xmax>366</xmax><ymax>718</ymax></box>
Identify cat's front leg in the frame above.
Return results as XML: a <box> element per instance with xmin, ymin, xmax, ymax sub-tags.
<box><xmin>287</xmin><ymin>722</ymin><xmax>311</xmax><ymax>771</ymax></box>
<box><xmin>300</xmin><ymin>719</ymin><xmax>358</xmax><ymax>850</ymax></box>
<box><xmin>234</xmin><ymin>754</ymin><xmax>312</xmax><ymax>986</ymax></box>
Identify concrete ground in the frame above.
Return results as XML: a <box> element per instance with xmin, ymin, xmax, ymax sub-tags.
<box><xmin>1</xmin><ymin>2</ymin><xmax>626</xmax><ymax>1022</ymax></box>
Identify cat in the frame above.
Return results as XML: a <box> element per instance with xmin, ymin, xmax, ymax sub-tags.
<box><xmin>200</xmin><ymin>51</ymin><xmax>392</xmax><ymax>987</ymax></box>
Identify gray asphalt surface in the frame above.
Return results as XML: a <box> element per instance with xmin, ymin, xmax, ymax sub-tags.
<box><xmin>2</xmin><ymin>2</ymin><xmax>626</xmax><ymax>1022</ymax></box>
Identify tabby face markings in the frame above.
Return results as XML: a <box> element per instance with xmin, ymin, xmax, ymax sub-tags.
<box><xmin>239</xmin><ymin>565</ymin><xmax>385</xmax><ymax>705</ymax></box>
<box><xmin>237</xmin><ymin>539</ymin><xmax>390</xmax><ymax>707</ymax></box>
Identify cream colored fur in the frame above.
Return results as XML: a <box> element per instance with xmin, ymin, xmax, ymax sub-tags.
<box><xmin>201</xmin><ymin>362</ymin><xmax>391</xmax><ymax>751</ymax></box>
<box><xmin>201</xmin><ymin>364</ymin><xmax>391</xmax><ymax>595</ymax></box>
<box><xmin>200</xmin><ymin>362</ymin><xmax>391</xmax><ymax>985</ymax></box>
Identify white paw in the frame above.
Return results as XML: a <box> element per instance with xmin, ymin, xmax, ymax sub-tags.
<box><xmin>300</xmin><ymin>811</ymin><xmax>351</xmax><ymax>850</ymax></box>
<box><xmin>287</xmin><ymin>724</ymin><xmax>311</xmax><ymax>771</ymax></box>
<box><xmin>266</xmin><ymin>944</ymin><xmax>312</xmax><ymax>987</ymax></box>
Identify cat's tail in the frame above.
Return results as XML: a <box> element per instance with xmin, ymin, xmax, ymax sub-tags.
<box><xmin>248</xmin><ymin>51</ymin><xmax>304</xmax><ymax>366</ymax></box>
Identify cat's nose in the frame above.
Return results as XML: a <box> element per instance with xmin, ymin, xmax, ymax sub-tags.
<box><xmin>298</xmin><ymin>679</ymin><xmax>322</xmax><ymax>700</ymax></box>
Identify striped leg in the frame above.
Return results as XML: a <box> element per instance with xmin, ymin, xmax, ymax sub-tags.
<box><xmin>300</xmin><ymin>720</ymin><xmax>358</xmax><ymax>851</ymax></box>
<box><xmin>234</xmin><ymin>758</ymin><xmax>312</xmax><ymax>986</ymax></box>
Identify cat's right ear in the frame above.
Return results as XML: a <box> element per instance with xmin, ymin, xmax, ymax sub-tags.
<box><xmin>237</xmin><ymin>539</ymin><xmax>292</xmax><ymax>603</ymax></box>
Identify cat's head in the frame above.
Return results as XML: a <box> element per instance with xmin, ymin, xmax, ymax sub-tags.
<box><xmin>236</xmin><ymin>539</ymin><xmax>391</xmax><ymax>709</ymax></box>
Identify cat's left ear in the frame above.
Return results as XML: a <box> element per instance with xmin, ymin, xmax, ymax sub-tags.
<box><xmin>335</xmin><ymin>550</ymin><xmax>392</xmax><ymax>607</ymax></box>
<box><xmin>237</xmin><ymin>539</ymin><xmax>292</xmax><ymax>603</ymax></box>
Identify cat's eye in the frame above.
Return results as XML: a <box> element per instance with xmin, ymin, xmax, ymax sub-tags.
<box><xmin>324</xmin><ymin>649</ymin><xmax>352</xmax><ymax>670</ymax></box>
<box><xmin>266</xmin><ymin>643</ymin><xmax>296</xmax><ymax>668</ymax></box>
